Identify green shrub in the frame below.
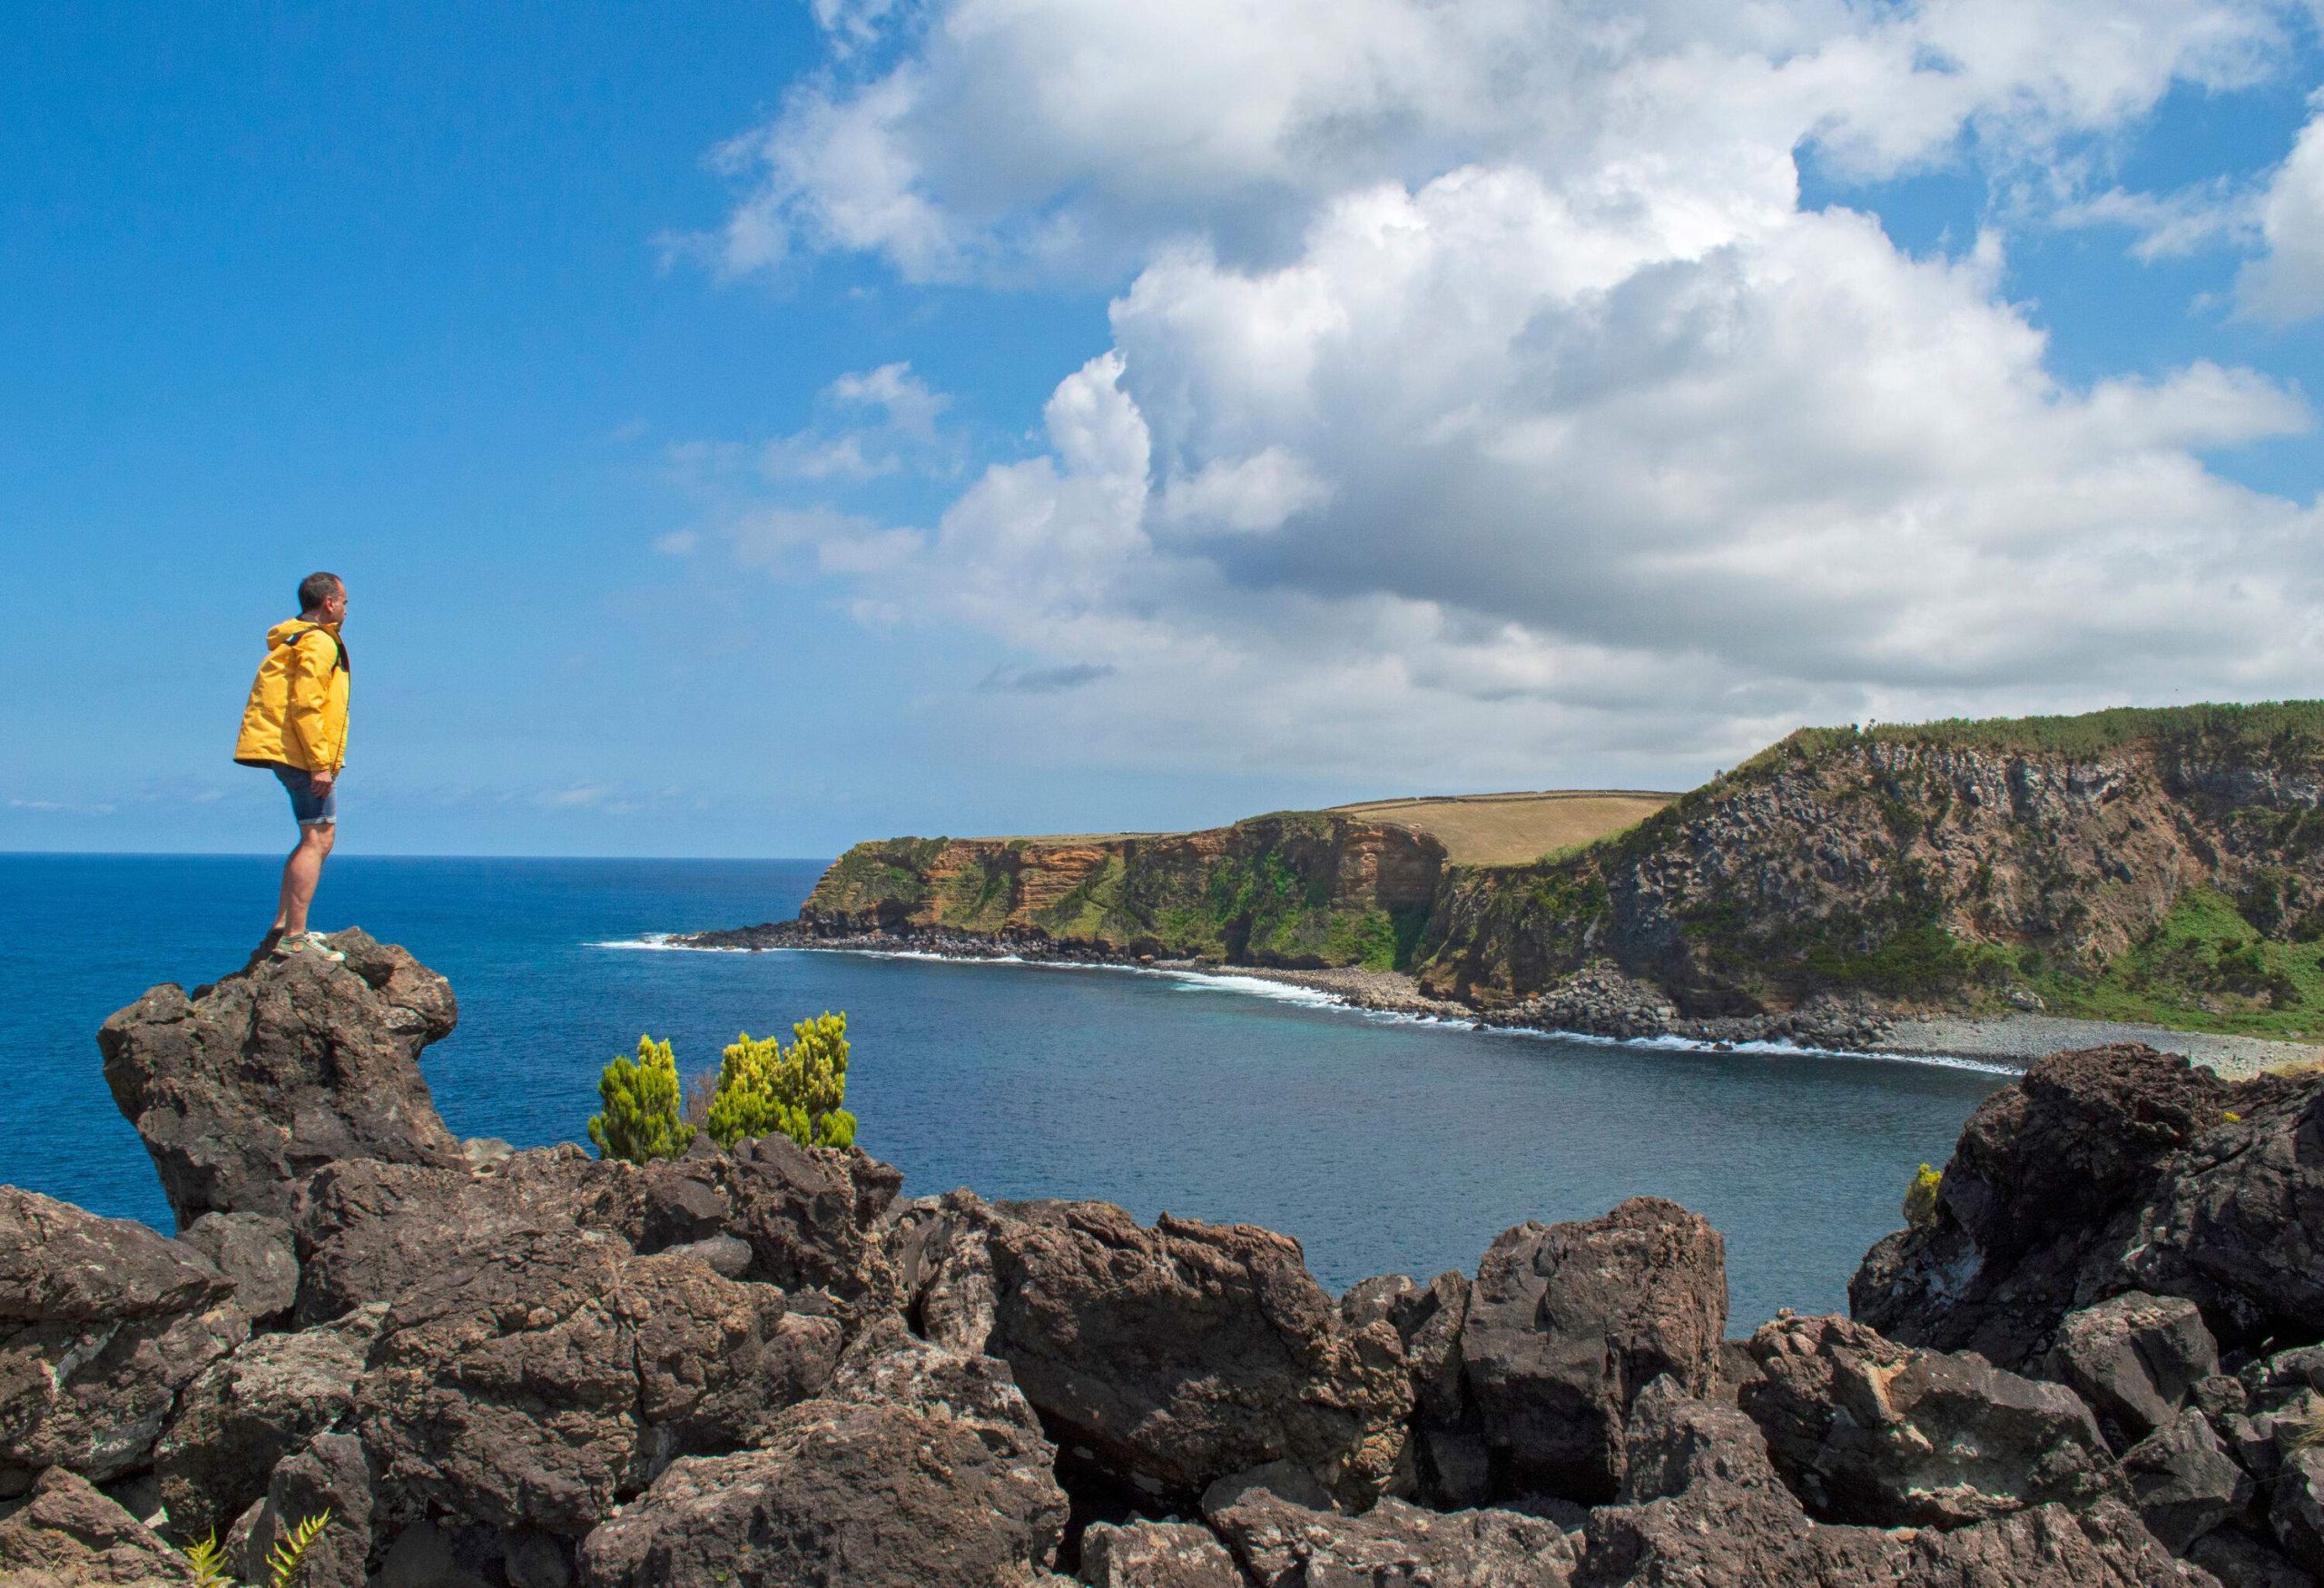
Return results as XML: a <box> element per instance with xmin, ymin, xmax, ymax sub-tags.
<box><xmin>1902</xmin><ymin>1162</ymin><xmax>1943</xmax><ymax>1228</ymax></box>
<box><xmin>704</xmin><ymin>1011</ymin><xmax>858</xmax><ymax>1150</ymax></box>
<box><xmin>182</xmin><ymin>1510</ymin><xmax>330</xmax><ymax>1588</ymax></box>
<box><xmin>587</xmin><ymin>1035</ymin><xmax>695</xmax><ymax>1164</ymax></box>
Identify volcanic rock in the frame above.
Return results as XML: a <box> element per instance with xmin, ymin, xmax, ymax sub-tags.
<box><xmin>2044</xmin><ymin>1290</ymin><xmax>2221</xmax><ymax>1447</ymax></box>
<box><xmin>355</xmin><ymin>1228</ymin><xmax>841</xmax><ymax>1536</ymax></box>
<box><xmin>2120</xmin><ymin>1406</ymin><xmax>2251</xmax><ymax>1553</ymax></box>
<box><xmin>576</xmin><ymin>1322</ymin><xmax>1066</xmax><ymax>1588</ymax></box>
<box><xmin>1743</xmin><ymin>1312</ymin><xmax>2120</xmax><ymax>1528</ymax></box>
<box><xmin>153</xmin><ymin>1301</ymin><xmax>383</xmax><ymax>1540</ymax></box>
<box><xmin>2271</xmin><ymin>1446</ymin><xmax>2324</xmax><ymax>1576</ymax></box>
<box><xmin>899</xmin><ymin>1191</ymin><xmax>1413</xmax><ymax>1507</ymax></box>
<box><xmin>240</xmin><ymin>1431</ymin><xmax>374</xmax><ymax>1588</ymax></box>
<box><xmin>179</xmin><ymin>1210</ymin><xmax>300</xmax><ymax>1326</ymax></box>
<box><xmin>1078</xmin><ymin>1520</ymin><xmax>1246</xmax><ymax>1588</ymax></box>
<box><xmin>0</xmin><ymin>1465</ymin><xmax>197</xmax><ymax>1585</ymax></box>
<box><xmin>1204</xmin><ymin>1483</ymin><xmax>1580</xmax><ymax>1586</ymax></box>
<box><xmin>1460</xmin><ymin>1197</ymin><xmax>1726</xmax><ymax>1503</ymax></box>
<box><xmin>1581</xmin><ymin>1377</ymin><xmax>2205</xmax><ymax>1587</ymax></box>
<box><xmin>0</xmin><ymin>1185</ymin><xmax>245</xmax><ymax>1493</ymax></box>
<box><xmin>101</xmin><ymin>929</ymin><xmax>465</xmax><ymax>1228</ymax></box>
<box><xmin>1848</xmin><ymin>1044</ymin><xmax>2324</xmax><ymax>1367</ymax></box>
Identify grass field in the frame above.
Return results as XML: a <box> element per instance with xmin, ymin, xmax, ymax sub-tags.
<box><xmin>1330</xmin><ymin>789</ymin><xmax>1677</xmax><ymax>866</ymax></box>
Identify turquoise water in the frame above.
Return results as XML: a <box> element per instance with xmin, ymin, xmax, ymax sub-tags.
<box><xmin>0</xmin><ymin>853</ymin><xmax>2003</xmax><ymax>1327</ymax></box>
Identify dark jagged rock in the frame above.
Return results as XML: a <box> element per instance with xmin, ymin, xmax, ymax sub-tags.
<box><xmin>0</xmin><ymin>1465</ymin><xmax>197</xmax><ymax>1585</ymax></box>
<box><xmin>153</xmin><ymin>1301</ymin><xmax>383</xmax><ymax>1540</ymax></box>
<box><xmin>0</xmin><ymin>1186</ymin><xmax>245</xmax><ymax>1493</ymax></box>
<box><xmin>2271</xmin><ymin>1447</ymin><xmax>2324</xmax><ymax>1577</ymax></box>
<box><xmin>2121</xmin><ymin>1406</ymin><xmax>2251</xmax><ymax>1553</ymax></box>
<box><xmin>101</xmin><ymin>929</ymin><xmax>464</xmax><ymax>1228</ymax></box>
<box><xmin>1203</xmin><ymin>1483</ymin><xmax>1580</xmax><ymax>1586</ymax></box>
<box><xmin>1581</xmin><ymin>1377</ymin><xmax>2208</xmax><ymax>1587</ymax></box>
<box><xmin>356</xmin><ymin>1228</ymin><xmax>841</xmax><ymax>1537</ymax></box>
<box><xmin>898</xmin><ymin>1191</ymin><xmax>1413</xmax><ymax>1508</ymax></box>
<box><xmin>1852</xmin><ymin>1044</ymin><xmax>2324</xmax><ymax>1374</ymax></box>
<box><xmin>2190</xmin><ymin>1524</ymin><xmax>2318</xmax><ymax>1588</ymax></box>
<box><xmin>1078</xmin><ymin>1519</ymin><xmax>1246</xmax><ymax>1588</ymax></box>
<box><xmin>288</xmin><ymin>1159</ymin><xmax>542</xmax><ymax>1327</ymax></box>
<box><xmin>576</xmin><ymin>1322</ymin><xmax>1067</xmax><ymax>1588</ymax></box>
<box><xmin>2044</xmin><ymin>1290</ymin><xmax>2221</xmax><ymax>1448</ymax></box>
<box><xmin>1461</xmin><ymin>1197</ymin><xmax>1726</xmax><ymax>1504</ymax></box>
<box><xmin>240</xmin><ymin>1431</ymin><xmax>374</xmax><ymax>1588</ymax></box>
<box><xmin>1743</xmin><ymin>1312</ymin><xmax>2121</xmax><ymax>1528</ymax></box>
<box><xmin>179</xmin><ymin>1211</ymin><xmax>300</xmax><ymax>1326</ymax></box>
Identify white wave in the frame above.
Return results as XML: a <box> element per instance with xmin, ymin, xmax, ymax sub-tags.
<box><xmin>590</xmin><ymin>935</ymin><xmax>2020</xmax><ymax>1074</ymax></box>
<box><xmin>587</xmin><ymin>934</ymin><xmax>747</xmax><ymax>952</ymax></box>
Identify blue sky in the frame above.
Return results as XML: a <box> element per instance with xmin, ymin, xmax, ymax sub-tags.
<box><xmin>7</xmin><ymin>3</ymin><xmax>2324</xmax><ymax>856</ymax></box>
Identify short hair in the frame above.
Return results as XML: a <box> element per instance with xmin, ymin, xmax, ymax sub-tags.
<box><xmin>298</xmin><ymin>572</ymin><xmax>343</xmax><ymax>613</ymax></box>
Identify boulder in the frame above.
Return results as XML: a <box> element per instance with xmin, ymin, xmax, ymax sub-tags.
<box><xmin>0</xmin><ymin>1186</ymin><xmax>246</xmax><ymax>1492</ymax></box>
<box><xmin>2190</xmin><ymin>1525</ymin><xmax>2318</xmax><ymax>1588</ymax></box>
<box><xmin>1392</xmin><ymin>1272</ymin><xmax>1483</xmax><ymax>1505</ymax></box>
<box><xmin>645</xmin><ymin>1135</ymin><xmax>902</xmax><ymax>1306</ymax></box>
<box><xmin>288</xmin><ymin>1159</ymin><xmax>537</xmax><ymax>1327</ymax></box>
<box><xmin>1579</xmin><ymin>1379</ymin><xmax>2206</xmax><ymax>1587</ymax></box>
<box><xmin>1851</xmin><ymin>1045</ymin><xmax>2324</xmax><ymax>1366</ymax></box>
<box><xmin>1461</xmin><ymin>1197</ymin><xmax>1726</xmax><ymax>1503</ymax></box>
<box><xmin>901</xmin><ymin>1192</ymin><xmax>1412</xmax><ymax>1507</ymax></box>
<box><xmin>2121</xmin><ymin>1406</ymin><xmax>2251</xmax><ymax>1553</ymax></box>
<box><xmin>153</xmin><ymin>1302</ymin><xmax>384</xmax><ymax>1540</ymax></box>
<box><xmin>241</xmin><ymin>1431</ymin><xmax>375</xmax><ymax>1588</ymax></box>
<box><xmin>356</xmin><ymin>1228</ymin><xmax>841</xmax><ymax>1536</ymax></box>
<box><xmin>2270</xmin><ymin>1446</ymin><xmax>2324</xmax><ymax>1576</ymax></box>
<box><xmin>1203</xmin><ymin>1484</ymin><xmax>1579</xmax><ymax>1587</ymax></box>
<box><xmin>1743</xmin><ymin>1312</ymin><xmax>2120</xmax><ymax>1528</ymax></box>
<box><xmin>0</xmin><ymin>1465</ymin><xmax>196</xmax><ymax>1585</ymax></box>
<box><xmin>576</xmin><ymin>1324</ymin><xmax>1065</xmax><ymax>1588</ymax></box>
<box><xmin>1077</xmin><ymin>1521</ymin><xmax>1246</xmax><ymax>1588</ymax></box>
<box><xmin>101</xmin><ymin>929</ymin><xmax>466</xmax><ymax>1228</ymax></box>
<box><xmin>178</xmin><ymin>1211</ymin><xmax>300</xmax><ymax>1325</ymax></box>
<box><xmin>2043</xmin><ymin>1290</ymin><xmax>2221</xmax><ymax>1447</ymax></box>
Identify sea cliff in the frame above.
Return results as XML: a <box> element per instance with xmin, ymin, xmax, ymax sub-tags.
<box><xmin>695</xmin><ymin>702</ymin><xmax>2324</xmax><ymax>1048</ymax></box>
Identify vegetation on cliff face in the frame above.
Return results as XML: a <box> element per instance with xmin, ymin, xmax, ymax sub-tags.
<box><xmin>1414</xmin><ymin>699</ymin><xmax>2324</xmax><ymax>1031</ymax></box>
<box><xmin>799</xmin><ymin>811</ymin><xmax>1443</xmax><ymax>972</ymax></box>
<box><xmin>788</xmin><ymin>700</ymin><xmax>2324</xmax><ymax>1035</ymax></box>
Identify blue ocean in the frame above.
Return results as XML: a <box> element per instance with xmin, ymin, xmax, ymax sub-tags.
<box><xmin>0</xmin><ymin>853</ymin><xmax>2003</xmax><ymax>1327</ymax></box>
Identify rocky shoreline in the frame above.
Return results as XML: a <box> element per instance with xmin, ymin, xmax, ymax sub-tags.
<box><xmin>670</xmin><ymin>920</ymin><xmax>2322</xmax><ymax>1076</ymax></box>
<box><xmin>9</xmin><ymin>928</ymin><xmax>2324</xmax><ymax>1584</ymax></box>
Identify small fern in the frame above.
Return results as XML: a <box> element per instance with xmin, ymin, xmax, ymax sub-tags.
<box><xmin>184</xmin><ymin>1534</ymin><xmax>233</xmax><ymax>1588</ymax></box>
<box><xmin>179</xmin><ymin>1510</ymin><xmax>330</xmax><ymax>1588</ymax></box>
<box><xmin>265</xmin><ymin>1510</ymin><xmax>331</xmax><ymax>1588</ymax></box>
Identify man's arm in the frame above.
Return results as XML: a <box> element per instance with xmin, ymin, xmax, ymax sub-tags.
<box><xmin>282</xmin><ymin>631</ymin><xmax>343</xmax><ymax>782</ymax></box>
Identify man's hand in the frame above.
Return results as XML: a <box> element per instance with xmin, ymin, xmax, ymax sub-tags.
<box><xmin>310</xmin><ymin>769</ymin><xmax>336</xmax><ymax>793</ymax></box>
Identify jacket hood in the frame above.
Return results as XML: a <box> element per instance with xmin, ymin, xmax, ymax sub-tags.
<box><xmin>267</xmin><ymin>619</ymin><xmax>340</xmax><ymax>648</ymax></box>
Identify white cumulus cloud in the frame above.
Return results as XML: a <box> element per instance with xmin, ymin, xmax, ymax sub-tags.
<box><xmin>679</xmin><ymin>0</ymin><xmax>2324</xmax><ymax>788</ymax></box>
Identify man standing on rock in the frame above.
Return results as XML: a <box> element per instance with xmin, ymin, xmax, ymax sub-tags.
<box><xmin>233</xmin><ymin>572</ymin><xmax>351</xmax><ymax>962</ymax></box>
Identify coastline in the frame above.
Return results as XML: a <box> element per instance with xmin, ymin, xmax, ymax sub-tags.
<box><xmin>658</xmin><ymin>922</ymin><xmax>2324</xmax><ymax>1079</ymax></box>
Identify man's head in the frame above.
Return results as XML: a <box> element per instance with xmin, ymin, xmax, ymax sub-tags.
<box><xmin>298</xmin><ymin>571</ymin><xmax>347</xmax><ymax>623</ymax></box>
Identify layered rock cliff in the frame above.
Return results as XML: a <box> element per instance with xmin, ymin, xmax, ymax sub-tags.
<box><xmin>11</xmin><ymin>933</ymin><xmax>2324</xmax><ymax>1583</ymax></box>
<box><xmin>708</xmin><ymin>703</ymin><xmax>2324</xmax><ymax>1037</ymax></box>
<box><xmin>1413</xmin><ymin>702</ymin><xmax>2324</xmax><ymax>1021</ymax></box>
<box><xmin>775</xmin><ymin>810</ymin><xmax>1445</xmax><ymax>971</ymax></box>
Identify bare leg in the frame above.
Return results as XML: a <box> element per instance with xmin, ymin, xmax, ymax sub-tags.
<box><xmin>273</xmin><ymin>824</ymin><xmax>337</xmax><ymax>935</ymax></box>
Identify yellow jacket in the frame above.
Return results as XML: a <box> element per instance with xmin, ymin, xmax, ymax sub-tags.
<box><xmin>233</xmin><ymin>620</ymin><xmax>350</xmax><ymax>772</ymax></box>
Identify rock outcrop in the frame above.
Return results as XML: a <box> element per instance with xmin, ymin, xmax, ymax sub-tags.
<box><xmin>897</xmin><ymin>1191</ymin><xmax>1413</xmax><ymax>1508</ymax></box>
<box><xmin>15</xmin><ymin>939</ymin><xmax>2324</xmax><ymax>1585</ymax></box>
<box><xmin>0</xmin><ymin>1187</ymin><xmax>245</xmax><ymax>1494</ymax></box>
<box><xmin>1852</xmin><ymin>1043</ymin><xmax>2324</xmax><ymax>1367</ymax></box>
<box><xmin>1461</xmin><ymin>1198</ymin><xmax>1726</xmax><ymax>1504</ymax></box>
<box><xmin>100</xmin><ymin>930</ymin><xmax>464</xmax><ymax>1227</ymax></box>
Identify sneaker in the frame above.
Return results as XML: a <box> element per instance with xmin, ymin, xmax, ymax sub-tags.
<box><xmin>272</xmin><ymin>932</ymin><xmax>346</xmax><ymax>963</ymax></box>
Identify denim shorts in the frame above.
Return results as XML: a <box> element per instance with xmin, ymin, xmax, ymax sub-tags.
<box><xmin>272</xmin><ymin>764</ymin><xmax>339</xmax><ymax>827</ymax></box>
